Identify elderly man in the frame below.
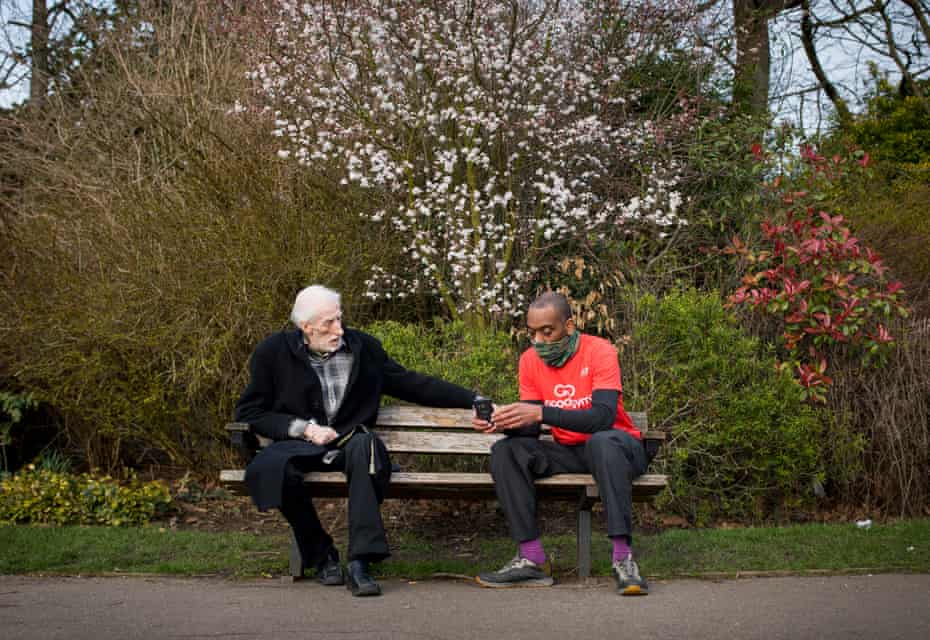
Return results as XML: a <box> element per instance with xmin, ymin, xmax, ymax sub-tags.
<box><xmin>473</xmin><ymin>291</ymin><xmax>650</xmax><ymax>595</ymax></box>
<box><xmin>236</xmin><ymin>285</ymin><xmax>481</xmax><ymax>596</ymax></box>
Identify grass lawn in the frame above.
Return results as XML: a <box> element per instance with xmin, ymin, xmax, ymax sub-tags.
<box><xmin>2</xmin><ymin>518</ymin><xmax>928</xmax><ymax>580</ymax></box>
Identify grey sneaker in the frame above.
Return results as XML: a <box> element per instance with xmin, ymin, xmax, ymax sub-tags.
<box><xmin>476</xmin><ymin>555</ymin><xmax>554</xmax><ymax>588</ymax></box>
<box><xmin>613</xmin><ymin>556</ymin><xmax>649</xmax><ymax>596</ymax></box>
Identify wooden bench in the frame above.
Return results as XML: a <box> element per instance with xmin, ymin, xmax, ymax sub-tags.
<box><xmin>220</xmin><ymin>405</ymin><xmax>667</xmax><ymax>579</ymax></box>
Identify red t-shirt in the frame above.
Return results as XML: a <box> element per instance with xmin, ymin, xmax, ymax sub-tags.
<box><xmin>519</xmin><ymin>333</ymin><xmax>639</xmax><ymax>445</ymax></box>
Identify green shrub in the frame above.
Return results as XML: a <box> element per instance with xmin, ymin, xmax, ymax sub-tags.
<box><xmin>0</xmin><ymin>467</ymin><xmax>172</xmax><ymax>526</ymax></box>
<box><xmin>0</xmin><ymin>391</ymin><xmax>39</xmax><ymax>474</ymax></box>
<box><xmin>622</xmin><ymin>288</ymin><xmax>824</xmax><ymax>524</ymax></box>
<box><xmin>365</xmin><ymin>320</ymin><xmax>518</xmax><ymax>404</ymax></box>
<box><xmin>828</xmin><ymin>78</ymin><xmax>930</xmax><ymax>317</ymax></box>
<box><xmin>846</xmin><ymin>78</ymin><xmax>930</xmax><ymax>166</ymax></box>
<box><xmin>831</xmin><ymin>162</ymin><xmax>930</xmax><ymax>318</ymax></box>
<box><xmin>0</xmin><ymin>3</ymin><xmax>406</xmax><ymax>471</ymax></box>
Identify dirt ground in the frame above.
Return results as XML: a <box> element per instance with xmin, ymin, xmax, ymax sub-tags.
<box><xmin>160</xmin><ymin>479</ymin><xmax>591</xmax><ymax>540</ymax></box>
<box><xmin>153</xmin><ymin>469</ymin><xmax>664</xmax><ymax>547</ymax></box>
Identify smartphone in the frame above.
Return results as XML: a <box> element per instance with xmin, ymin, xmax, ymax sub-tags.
<box><xmin>474</xmin><ymin>396</ymin><xmax>493</xmax><ymax>422</ymax></box>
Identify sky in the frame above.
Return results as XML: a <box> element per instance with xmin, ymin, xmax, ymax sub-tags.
<box><xmin>1</xmin><ymin>1</ymin><xmax>926</xmax><ymax>129</ymax></box>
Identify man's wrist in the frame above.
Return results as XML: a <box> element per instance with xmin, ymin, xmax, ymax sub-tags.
<box><xmin>540</xmin><ymin>405</ymin><xmax>559</xmax><ymax>426</ymax></box>
<box><xmin>288</xmin><ymin>418</ymin><xmax>317</xmax><ymax>439</ymax></box>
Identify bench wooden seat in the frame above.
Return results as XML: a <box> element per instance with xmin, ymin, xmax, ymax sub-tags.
<box><xmin>220</xmin><ymin>405</ymin><xmax>667</xmax><ymax>579</ymax></box>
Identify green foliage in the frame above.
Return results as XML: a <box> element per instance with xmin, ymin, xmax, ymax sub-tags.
<box><xmin>0</xmin><ymin>4</ymin><xmax>406</xmax><ymax>470</ymax></box>
<box><xmin>33</xmin><ymin>450</ymin><xmax>73</xmax><ymax>474</ymax></box>
<box><xmin>726</xmin><ymin>147</ymin><xmax>908</xmax><ymax>401</ymax></box>
<box><xmin>0</xmin><ymin>391</ymin><xmax>39</xmax><ymax>474</ymax></box>
<box><xmin>828</xmin><ymin>164</ymin><xmax>930</xmax><ymax>319</ymax></box>
<box><xmin>623</xmin><ymin>288</ymin><xmax>824</xmax><ymax>523</ymax></box>
<box><xmin>822</xmin><ymin>77</ymin><xmax>930</xmax><ymax>317</ymax></box>
<box><xmin>365</xmin><ymin>320</ymin><xmax>518</xmax><ymax>404</ymax></box>
<box><xmin>0</xmin><ymin>467</ymin><xmax>172</xmax><ymax>526</ymax></box>
<box><xmin>847</xmin><ymin>78</ymin><xmax>930</xmax><ymax>165</ymax></box>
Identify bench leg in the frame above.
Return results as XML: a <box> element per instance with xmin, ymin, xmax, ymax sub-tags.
<box><xmin>577</xmin><ymin>486</ymin><xmax>598</xmax><ymax>579</ymax></box>
<box><xmin>289</xmin><ymin>531</ymin><xmax>304</xmax><ymax>580</ymax></box>
<box><xmin>577</xmin><ymin>507</ymin><xmax>592</xmax><ymax>578</ymax></box>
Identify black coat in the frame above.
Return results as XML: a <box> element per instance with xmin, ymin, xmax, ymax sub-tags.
<box><xmin>235</xmin><ymin>328</ymin><xmax>476</xmax><ymax>510</ymax></box>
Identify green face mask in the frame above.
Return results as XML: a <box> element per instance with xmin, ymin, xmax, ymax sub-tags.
<box><xmin>533</xmin><ymin>330</ymin><xmax>580</xmax><ymax>367</ymax></box>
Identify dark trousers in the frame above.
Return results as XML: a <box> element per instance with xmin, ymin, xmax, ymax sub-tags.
<box><xmin>490</xmin><ymin>430</ymin><xmax>648</xmax><ymax>543</ymax></box>
<box><xmin>279</xmin><ymin>431</ymin><xmax>392</xmax><ymax>569</ymax></box>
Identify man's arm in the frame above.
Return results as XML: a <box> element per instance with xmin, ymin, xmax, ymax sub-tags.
<box><xmin>380</xmin><ymin>355</ymin><xmax>477</xmax><ymax>409</ymax></box>
<box><xmin>541</xmin><ymin>389</ymin><xmax>618</xmax><ymax>433</ymax></box>
<box><xmin>234</xmin><ymin>339</ymin><xmax>304</xmax><ymax>441</ymax></box>
<box><xmin>489</xmin><ymin>390</ymin><xmax>618</xmax><ymax>433</ymax></box>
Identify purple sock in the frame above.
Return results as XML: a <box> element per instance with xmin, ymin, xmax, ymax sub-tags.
<box><xmin>612</xmin><ymin>536</ymin><xmax>632</xmax><ymax>562</ymax></box>
<box><xmin>519</xmin><ymin>538</ymin><xmax>546</xmax><ymax>565</ymax></box>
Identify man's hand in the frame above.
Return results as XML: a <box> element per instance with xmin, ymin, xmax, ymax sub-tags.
<box><xmin>304</xmin><ymin>423</ymin><xmax>338</xmax><ymax>446</ymax></box>
<box><xmin>473</xmin><ymin>402</ymin><xmax>543</xmax><ymax>433</ymax></box>
<box><xmin>471</xmin><ymin>407</ymin><xmax>497</xmax><ymax>434</ymax></box>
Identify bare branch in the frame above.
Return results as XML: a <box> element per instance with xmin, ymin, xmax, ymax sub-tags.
<box><xmin>874</xmin><ymin>0</ymin><xmax>921</xmax><ymax>95</ymax></box>
<box><xmin>800</xmin><ymin>0</ymin><xmax>853</xmax><ymax>125</ymax></box>
<box><xmin>900</xmin><ymin>0</ymin><xmax>930</xmax><ymax>46</ymax></box>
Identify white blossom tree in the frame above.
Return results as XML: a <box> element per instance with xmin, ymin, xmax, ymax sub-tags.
<box><xmin>248</xmin><ymin>0</ymin><xmax>705</xmax><ymax>324</ymax></box>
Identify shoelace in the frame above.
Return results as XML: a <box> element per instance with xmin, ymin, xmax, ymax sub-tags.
<box><xmin>502</xmin><ymin>555</ymin><xmax>527</xmax><ymax>571</ymax></box>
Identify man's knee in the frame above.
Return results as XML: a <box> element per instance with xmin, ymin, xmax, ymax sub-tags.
<box><xmin>587</xmin><ymin>430</ymin><xmax>630</xmax><ymax>458</ymax></box>
<box><xmin>490</xmin><ymin>437</ymin><xmax>524</xmax><ymax>463</ymax></box>
<box><xmin>587</xmin><ymin>430</ymin><xmax>646</xmax><ymax>474</ymax></box>
<box><xmin>490</xmin><ymin>437</ymin><xmax>538</xmax><ymax>476</ymax></box>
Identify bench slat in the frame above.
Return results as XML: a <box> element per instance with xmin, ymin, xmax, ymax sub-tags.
<box><xmin>234</xmin><ymin>429</ymin><xmax>660</xmax><ymax>456</ymax></box>
<box><xmin>380</xmin><ymin>430</ymin><xmax>502</xmax><ymax>453</ymax></box>
<box><xmin>375</xmin><ymin>405</ymin><xmax>654</xmax><ymax>434</ymax></box>
<box><xmin>219</xmin><ymin>469</ymin><xmax>667</xmax><ymax>500</ymax></box>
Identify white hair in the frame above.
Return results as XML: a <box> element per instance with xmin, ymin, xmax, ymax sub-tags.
<box><xmin>290</xmin><ymin>285</ymin><xmax>341</xmax><ymax>326</ymax></box>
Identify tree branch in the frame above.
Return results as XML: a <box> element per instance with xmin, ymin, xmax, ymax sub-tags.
<box><xmin>874</xmin><ymin>0</ymin><xmax>920</xmax><ymax>96</ymax></box>
<box><xmin>800</xmin><ymin>0</ymin><xmax>852</xmax><ymax>126</ymax></box>
<box><xmin>900</xmin><ymin>0</ymin><xmax>930</xmax><ymax>69</ymax></box>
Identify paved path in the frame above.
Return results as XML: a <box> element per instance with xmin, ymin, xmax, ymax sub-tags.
<box><xmin>2</xmin><ymin>573</ymin><xmax>929</xmax><ymax>640</ymax></box>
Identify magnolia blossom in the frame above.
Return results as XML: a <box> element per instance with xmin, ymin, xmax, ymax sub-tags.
<box><xmin>248</xmin><ymin>0</ymin><xmax>701</xmax><ymax>318</ymax></box>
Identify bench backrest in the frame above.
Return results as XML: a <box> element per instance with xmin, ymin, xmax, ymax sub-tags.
<box><xmin>230</xmin><ymin>405</ymin><xmax>663</xmax><ymax>461</ymax></box>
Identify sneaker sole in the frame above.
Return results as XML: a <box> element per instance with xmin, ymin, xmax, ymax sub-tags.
<box><xmin>618</xmin><ymin>584</ymin><xmax>649</xmax><ymax>596</ymax></box>
<box><xmin>348</xmin><ymin>583</ymin><xmax>382</xmax><ymax>597</ymax></box>
<box><xmin>475</xmin><ymin>576</ymin><xmax>554</xmax><ymax>588</ymax></box>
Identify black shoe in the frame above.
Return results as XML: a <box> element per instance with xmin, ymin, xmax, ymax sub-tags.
<box><xmin>316</xmin><ymin>548</ymin><xmax>344</xmax><ymax>586</ymax></box>
<box><xmin>346</xmin><ymin>559</ymin><xmax>381</xmax><ymax>597</ymax></box>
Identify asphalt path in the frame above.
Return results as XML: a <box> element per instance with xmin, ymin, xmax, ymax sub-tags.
<box><xmin>2</xmin><ymin>573</ymin><xmax>929</xmax><ymax>640</ymax></box>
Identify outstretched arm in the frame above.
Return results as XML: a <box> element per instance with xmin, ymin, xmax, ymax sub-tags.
<box><xmin>381</xmin><ymin>356</ymin><xmax>476</xmax><ymax>409</ymax></box>
<box><xmin>488</xmin><ymin>389</ymin><xmax>618</xmax><ymax>434</ymax></box>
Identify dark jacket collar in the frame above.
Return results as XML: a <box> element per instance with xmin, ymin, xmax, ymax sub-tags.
<box><xmin>285</xmin><ymin>327</ymin><xmax>361</xmax><ymax>363</ymax></box>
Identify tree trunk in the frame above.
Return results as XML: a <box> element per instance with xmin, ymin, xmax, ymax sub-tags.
<box><xmin>731</xmin><ymin>1</ymin><xmax>804</xmax><ymax>116</ymax></box>
<box><xmin>733</xmin><ymin>0</ymin><xmax>772</xmax><ymax>115</ymax></box>
<box><xmin>29</xmin><ymin>0</ymin><xmax>49</xmax><ymax>109</ymax></box>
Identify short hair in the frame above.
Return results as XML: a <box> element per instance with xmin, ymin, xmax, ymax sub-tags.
<box><xmin>290</xmin><ymin>285</ymin><xmax>341</xmax><ymax>326</ymax></box>
<box><xmin>529</xmin><ymin>291</ymin><xmax>572</xmax><ymax>322</ymax></box>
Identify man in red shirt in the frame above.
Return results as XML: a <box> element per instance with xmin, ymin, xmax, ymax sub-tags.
<box><xmin>474</xmin><ymin>292</ymin><xmax>649</xmax><ymax>595</ymax></box>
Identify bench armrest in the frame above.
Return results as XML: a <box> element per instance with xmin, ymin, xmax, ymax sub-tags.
<box><xmin>225</xmin><ymin>422</ymin><xmax>259</xmax><ymax>464</ymax></box>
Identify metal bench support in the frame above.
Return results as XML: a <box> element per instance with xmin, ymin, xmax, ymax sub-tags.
<box><xmin>577</xmin><ymin>485</ymin><xmax>598</xmax><ymax>579</ymax></box>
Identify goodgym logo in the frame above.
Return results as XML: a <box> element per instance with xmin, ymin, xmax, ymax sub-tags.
<box><xmin>553</xmin><ymin>384</ymin><xmax>576</xmax><ymax>398</ymax></box>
